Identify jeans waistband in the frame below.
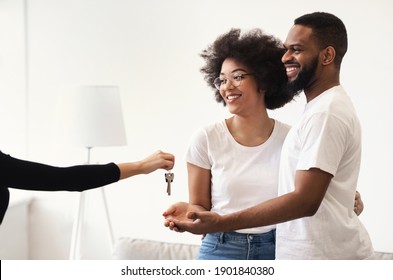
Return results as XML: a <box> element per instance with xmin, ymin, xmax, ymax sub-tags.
<box><xmin>208</xmin><ymin>230</ymin><xmax>276</xmax><ymax>244</ymax></box>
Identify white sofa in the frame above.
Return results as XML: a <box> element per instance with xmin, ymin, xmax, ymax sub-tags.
<box><xmin>113</xmin><ymin>237</ymin><xmax>200</xmax><ymax>260</ymax></box>
<box><xmin>112</xmin><ymin>237</ymin><xmax>393</xmax><ymax>260</ymax></box>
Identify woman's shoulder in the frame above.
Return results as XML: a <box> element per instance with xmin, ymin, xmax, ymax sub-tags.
<box><xmin>273</xmin><ymin>119</ymin><xmax>291</xmax><ymax>133</ymax></box>
<box><xmin>194</xmin><ymin>119</ymin><xmax>226</xmax><ymax>134</ymax></box>
<box><xmin>189</xmin><ymin>120</ymin><xmax>227</xmax><ymax>143</ymax></box>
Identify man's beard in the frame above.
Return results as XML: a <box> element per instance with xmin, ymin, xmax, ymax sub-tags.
<box><xmin>287</xmin><ymin>57</ymin><xmax>318</xmax><ymax>96</ymax></box>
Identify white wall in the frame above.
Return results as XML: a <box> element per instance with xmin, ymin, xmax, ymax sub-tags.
<box><xmin>1</xmin><ymin>0</ymin><xmax>392</xmax><ymax>259</ymax></box>
<box><xmin>0</xmin><ymin>0</ymin><xmax>26</xmax><ymax>156</ymax></box>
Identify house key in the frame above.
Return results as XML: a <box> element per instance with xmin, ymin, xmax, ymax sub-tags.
<box><xmin>165</xmin><ymin>171</ymin><xmax>174</xmax><ymax>196</ymax></box>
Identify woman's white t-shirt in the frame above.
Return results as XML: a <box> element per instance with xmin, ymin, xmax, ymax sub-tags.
<box><xmin>186</xmin><ymin>119</ymin><xmax>290</xmax><ymax>234</ymax></box>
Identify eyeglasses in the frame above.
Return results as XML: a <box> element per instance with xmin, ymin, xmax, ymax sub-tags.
<box><xmin>213</xmin><ymin>72</ymin><xmax>254</xmax><ymax>90</ymax></box>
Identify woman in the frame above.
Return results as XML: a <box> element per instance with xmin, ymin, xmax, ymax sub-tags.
<box><xmin>165</xmin><ymin>28</ymin><xmax>292</xmax><ymax>260</ymax></box>
<box><xmin>1</xmin><ymin>149</ymin><xmax>174</xmax><ymax>224</ymax></box>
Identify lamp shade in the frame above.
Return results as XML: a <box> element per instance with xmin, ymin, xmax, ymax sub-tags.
<box><xmin>64</xmin><ymin>85</ymin><xmax>127</xmax><ymax>148</ymax></box>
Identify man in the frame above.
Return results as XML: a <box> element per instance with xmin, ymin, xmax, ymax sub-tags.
<box><xmin>164</xmin><ymin>12</ymin><xmax>374</xmax><ymax>259</ymax></box>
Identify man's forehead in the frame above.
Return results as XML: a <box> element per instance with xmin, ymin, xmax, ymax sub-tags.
<box><xmin>284</xmin><ymin>25</ymin><xmax>313</xmax><ymax>46</ymax></box>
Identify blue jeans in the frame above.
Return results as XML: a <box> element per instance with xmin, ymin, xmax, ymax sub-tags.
<box><xmin>197</xmin><ymin>230</ymin><xmax>276</xmax><ymax>260</ymax></box>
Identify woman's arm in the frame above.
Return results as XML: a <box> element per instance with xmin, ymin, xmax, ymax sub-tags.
<box><xmin>117</xmin><ymin>150</ymin><xmax>174</xmax><ymax>179</ymax></box>
<box><xmin>187</xmin><ymin>162</ymin><xmax>211</xmax><ymax>211</ymax></box>
<box><xmin>0</xmin><ymin>150</ymin><xmax>174</xmax><ymax>192</ymax></box>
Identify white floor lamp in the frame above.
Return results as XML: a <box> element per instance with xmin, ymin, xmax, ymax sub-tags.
<box><xmin>64</xmin><ymin>85</ymin><xmax>127</xmax><ymax>260</ymax></box>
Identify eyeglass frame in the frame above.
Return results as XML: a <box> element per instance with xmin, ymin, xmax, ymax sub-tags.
<box><xmin>213</xmin><ymin>72</ymin><xmax>254</xmax><ymax>90</ymax></box>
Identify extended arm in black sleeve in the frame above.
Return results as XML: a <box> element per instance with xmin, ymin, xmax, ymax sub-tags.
<box><xmin>0</xmin><ymin>151</ymin><xmax>120</xmax><ymax>192</ymax></box>
<box><xmin>0</xmin><ymin>151</ymin><xmax>121</xmax><ymax>225</ymax></box>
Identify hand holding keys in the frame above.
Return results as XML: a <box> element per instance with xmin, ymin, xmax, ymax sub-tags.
<box><xmin>165</xmin><ymin>171</ymin><xmax>174</xmax><ymax>196</ymax></box>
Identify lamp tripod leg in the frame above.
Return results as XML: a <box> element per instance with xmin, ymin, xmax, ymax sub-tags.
<box><xmin>69</xmin><ymin>191</ymin><xmax>86</xmax><ymax>260</ymax></box>
<box><xmin>101</xmin><ymin>187</ymin><xmax>115</xmax><ymax>250</ymax></box>
<box><xmin>69</xmin><ymin>147</ymin><xmax>115</xmax><ymax>259</ymax></box>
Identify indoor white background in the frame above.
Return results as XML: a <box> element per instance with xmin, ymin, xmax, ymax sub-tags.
<box><xmin>1</xmin><ymin>0</ymin><xmax>392</xmax><ymax>259</ymax></box>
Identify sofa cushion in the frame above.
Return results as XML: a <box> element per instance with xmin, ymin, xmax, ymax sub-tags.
<box><xmin>374</xmin><ymin>251</ymin><xmax>393</xmax><ymax>259</ymax></box>
<box><xmin>113</xmin><ymin>237</ymin><xmax>393</xmax><ymax>260</ymax></box>
<box><xmin>113</xmin><ymin>237</ymin><xmax>200</xmax><ymax>260</ymax></box>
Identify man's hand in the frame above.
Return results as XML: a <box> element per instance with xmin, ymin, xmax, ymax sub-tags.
<box><xmin>354</xmin><ymin>191</ymin><xmax>364</xmax><ymax>216</ymax></box>
<box><xmin>165</xmin><ymin>209</ymin><xmax>225</xmax><ymax>235</ymax></box>
<box><xmin>163</xmin><ymin>202</ymin><xmax>202</xmax><ymax>232</ymax></box>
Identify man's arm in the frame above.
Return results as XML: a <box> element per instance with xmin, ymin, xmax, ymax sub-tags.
<box><xmin>224</xmin><ymin>168</ymin><xmax>332</xmax><ymax>230</ymax></box>
<box><xmin>170</xmin><ymin>168</ymin><xmax>332</xmax><ymax>234</ymax></box>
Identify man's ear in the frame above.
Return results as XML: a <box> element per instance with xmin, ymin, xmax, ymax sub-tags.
<box><xmin>321</xmin><ymin>46</ymin><xmax>336</xmax><ymax>65</ymax></box>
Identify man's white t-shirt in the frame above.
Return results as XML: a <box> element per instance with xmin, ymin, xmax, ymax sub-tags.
<box><xmin>186</xmin><ymin>119</ymin><xmax>290</xmax><ymax>234</ymax></box>
<box><xmin>276</xmin><ymin>85</ymin><xmax>374</xmax><ymax>259</ymax></box>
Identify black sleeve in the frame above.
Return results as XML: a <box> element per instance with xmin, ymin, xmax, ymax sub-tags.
<box><xmin>0</xmin><ymin>151</ymin><xmax>120</xmax><ymax>192</ymax></box>
<box><xmin>0</xmin><ymin>186</ymin><xmax>9</xmax><ymax>224</ymax></box>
